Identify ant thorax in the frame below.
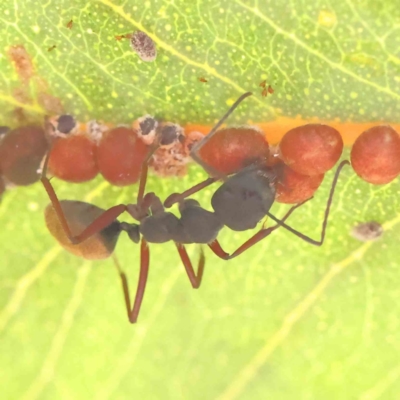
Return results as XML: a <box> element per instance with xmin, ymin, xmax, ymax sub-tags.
<box><xmin>211</xmin><ymin>165</ymin><xmax>276</xmax><ymax>232</ymax></box>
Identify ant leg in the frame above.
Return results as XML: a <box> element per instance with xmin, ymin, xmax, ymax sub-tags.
<box><xmin>175</xmin><ymin>244</ymin><xmax>205</xmax><ymax>289</ymax></box>
<box><xmin>40</xmin><ymin>150</ymin><xmax>127</xmax><ymax>244</ymax></box>
<box><xmin>265</xmin><ymin>160</ymin><xmax>350</xmax><ymax>246</ymax></box>
<box><xmin>137</xmin><ymin>162</ymin><xmax>148</xmax><ymax>204</ymax></box>
<box><xmin>190</xmin><ymin>92</ymin><xmax>253</xmax><ymax>178</ymax></box>
<box><xmin>164</xmin><ymin>177</ymin><xmax>217</xmax><ymax>208</ymax></box>
<box><xmin>137</xmin><ymin>144</ymin><xmax>159</xmax><ymax>205</ymax></box>
<box><xmin>208</xmin><ymin>199</ymin><xmax>311</xmax><ymax>260</ymax></box>
<box><xmin>116</xmin><ymin>239</ymin><xmax>150</xmax><ymax>323</ymax></box>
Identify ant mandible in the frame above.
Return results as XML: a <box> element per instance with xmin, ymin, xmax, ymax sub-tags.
<box><xmin>164</xmin><ymin>92</ymin><xmax>350</xmax><ymax>259</ymax></box>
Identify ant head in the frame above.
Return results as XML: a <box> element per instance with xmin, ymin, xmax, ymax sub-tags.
<box><xmin>45</xmin><ymin>200</ymin><xmax>121</xmax><ymax>260</ymax></box>
<box><xmin>211</xmin><ymin>166</ymin><xmax>276</xmax><ymax>231</ymax></box>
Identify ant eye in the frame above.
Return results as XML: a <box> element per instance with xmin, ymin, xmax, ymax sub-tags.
<box><xmin>0</xmin><ymin>125</ymin><xmax>48</xmax><ymax>185</ymax></box>
<box><xmin>279</xmin><ymin>124</ymin><xmax>343</xmax><ymax>176</ymax></box>
<box><xmin>130</xmin><ymin>30</ymin><xmax>157</xmax><ymax>62</ymax></box>
<box><xmin>96</xmin><ymin>127</ymin><xmax>149</xmax><ymax>186</ymax></box>
<box><xmin>351</xmin><ymin>125</ymin><xmax>400</xmax><ymax>184</ymax></box>
<box><xmin>57</xmin><ymin>114</ymin><xmax>76</xmax><ymax>134</ymax></box>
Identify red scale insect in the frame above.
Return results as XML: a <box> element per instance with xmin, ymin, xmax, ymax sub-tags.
<box><xmin>274</xmin><ymin>162</ymin><xmax>325</xmax><ymax>204</ymax></box>
<box><xmin>0</xmin><ymin>125</ymin><xmax>48</xmax><ymax>186</ymax></box>
<box><xmin>279</xmin><ymin>123</ymin><xmax>343</xmax><ymax>176</ymax></box>
<box><xmin>46</xmin><ymin>115</ymin><xmax>100</xmax><ymax>183</ymax></box>
<box><xmin>96</xmin><ymin>126</ymin><xmax>149</xmax><ymax>186</ymax></box>
<box><xmin>192</xmin><ymin>125</ymin><xmax>270</xmax><ymax>176</ymax></box>
<box><xmin>351</xmin><ymin>125</ymin><xmax>400</xmax><ymax>184</ymax></box>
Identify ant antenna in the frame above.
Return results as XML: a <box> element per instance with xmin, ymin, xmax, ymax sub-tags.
<box><xmin>190</xmin><ymin>92</ymin><xmax>253</xmax><ymax>156</ymax></box>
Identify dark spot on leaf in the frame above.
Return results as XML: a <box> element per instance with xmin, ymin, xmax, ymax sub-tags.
<box><xmin>130</xmin><ymin>30</ymin><xmax>157</xmax><ymax>62</ymax></box>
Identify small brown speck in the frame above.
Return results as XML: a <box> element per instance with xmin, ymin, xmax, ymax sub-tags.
<box><xmin>261</xmin><ymin>87</ymin><xmax>268</xmax><ymax>97</ymax></box>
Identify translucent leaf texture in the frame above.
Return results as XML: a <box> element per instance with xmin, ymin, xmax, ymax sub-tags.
<box><xmin>1</xmin><ymin>1</ymin><xmax>400</xmax><ymax>399</ymax></box>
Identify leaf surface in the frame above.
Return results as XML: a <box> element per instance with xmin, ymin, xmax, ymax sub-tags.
<box><xmin>1</xmin><ymin>1</ymin><xmax>400</xmax><ymax>400</ymax></box>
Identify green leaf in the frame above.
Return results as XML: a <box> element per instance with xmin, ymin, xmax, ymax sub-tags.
<box><xmin>1</xmin><ymin>1</ymin><xmax>400</xmax><ymax>400</ymax></box>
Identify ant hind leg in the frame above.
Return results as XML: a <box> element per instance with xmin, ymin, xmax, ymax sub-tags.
<box><xmin>175</xmin><ymin>244</ymin><xmax>205</xmax><ymax>289</ymax></box>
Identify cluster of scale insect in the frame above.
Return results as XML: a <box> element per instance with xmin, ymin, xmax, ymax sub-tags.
<box><xmin>42</xmin><ymin>114</ymin><xmax>205</xmax><ymax>186</ymax></box>
<box><xmin>0</xmin><ymin>115</ymin><xmax>206</xmax><ymax>201</ymax></box>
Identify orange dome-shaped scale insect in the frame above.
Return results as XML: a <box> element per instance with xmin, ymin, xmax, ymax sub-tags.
<box><xmin>350</xmin><ymin>125</ymin><xmax>400</xmax><ymax>184</ymax></box>
<box><xmin>278</xmin><ymin>124</ymin><xmax>343</xmax><ymax>176</ymax></box>
<box><xmin>0</xmin><ymin>125</ymin><xmax>48</xmax><ymax>185</ymax></box>
<box><xmin>45</xmin><ymin>115</ymin><xmax>100</xmax><ymax>183</ymax></box>
<box><xmin>96</xmin><ymin>126</ymin><xmax>150</xmax><ymax>186</ymax></box>
<box><xmin>274</xmin><ymin>162</ymin><xmax>325</xmax><ymax>204</ymax></box>
<box><xmin>165</xmin><ymin>92</ymin><xmax>349</xmax><ymax>259</ymax></box>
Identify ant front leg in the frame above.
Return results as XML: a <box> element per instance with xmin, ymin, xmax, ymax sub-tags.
<box><xmin>175</xmin><ymin>244</ymin><xmax>205</xmax><ymax>289</ymax></box>
<box><xmin>40</xmin><ymin>148</ymin><xmax>127</xmax><ymax>244</ymax></box>
<box><xmin>208</xmin><ymin>199</ymin><xmax>311</xmax><ymax>260</ymax></box>
<box><xmin>116</xmin><ymin>239</ymin><xmax>150</xmax><ymax>323</ymax></box>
